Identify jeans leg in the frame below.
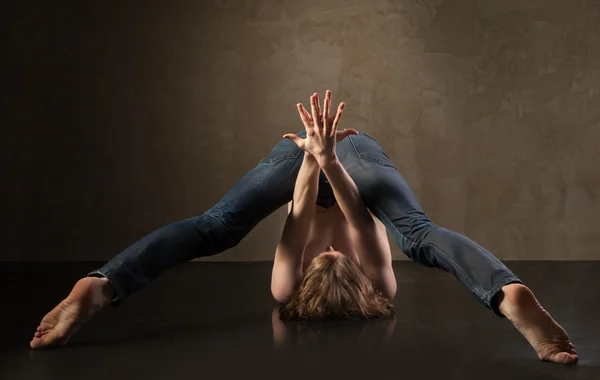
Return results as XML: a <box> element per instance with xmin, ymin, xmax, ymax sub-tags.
<box><xmin>87</xmin><ymin>132</ymin><xmax>306</xmax><ymax>305</ymax></box>
<box><xmin>343</xmin><ymin>133</ymin><xmax>523</xmax><ymax>317</ymax></box>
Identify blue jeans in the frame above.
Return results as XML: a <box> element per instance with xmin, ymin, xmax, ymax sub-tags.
<box><xmin>88</xmin><ymin>130</ymin><xmax>522</xmax><ymax>317</ymax></box>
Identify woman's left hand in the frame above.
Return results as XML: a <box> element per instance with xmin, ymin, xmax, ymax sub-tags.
<box><xmin>283</xmin><ymin>90</ymin><xmax>358</xmax><ymax>166</ymax></box>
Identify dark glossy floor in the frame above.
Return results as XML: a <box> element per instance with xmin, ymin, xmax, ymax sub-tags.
<box><xmin>1</xmin><ymin>261</ymin><xmax>599</xmax><ymax>380</ymax></box>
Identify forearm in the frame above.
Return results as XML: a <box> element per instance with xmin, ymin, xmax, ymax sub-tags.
<box><xmin>291</xmin><ymin>152</ymin><xmax>320</xmax><ymax>219</ymax></box>
<box><xmin>320</xmin><ymin>155</ymin><xmax>375</xmax><ymax>230</ymax></box>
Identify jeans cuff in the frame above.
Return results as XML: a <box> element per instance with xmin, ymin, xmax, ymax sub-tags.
<box><xmin>87</xmin><ymin>270</ymin><xmax>124</xmax><ymax>306</ymax></box>
<box><xmin>487</xmin><ymin>277</ymin><xmax>524</xmax><ymax>318</ymax></box>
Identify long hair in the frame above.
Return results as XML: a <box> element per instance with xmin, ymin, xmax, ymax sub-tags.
<box><xmin>279</xmin><ymin>253</ymin><xmax>395</xmax><ymax>320</ymax></box>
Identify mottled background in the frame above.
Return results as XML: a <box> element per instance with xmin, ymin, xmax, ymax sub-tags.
<box><xmin>3</xmin><ymin>0</ymin><xmax>599</xmax><ymax>261</ymax></box>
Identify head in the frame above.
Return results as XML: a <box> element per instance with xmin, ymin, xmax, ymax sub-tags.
<box><xmin>279</xmin><ymin>246</ymin><xmax>395</xmax><ymax>321</ymax></box>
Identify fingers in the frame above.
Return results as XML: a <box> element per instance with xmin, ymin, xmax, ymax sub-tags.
<box><xmin>282</xmin><ymin>133</ymin><xmax>302</xmax><ymax>148</ymax></box>
<box><xmin>306</xmin><ymin>91</ymin><xmax>340</xmax><ymax>135</ymax></box>
<box><xmin>310</xmin><ymin>94</ymin><xmax>320</xmax><ymax>131</ymax></box>
<box><xmin>299</xmin><ymin>104</ymin><xmax>312</xmax><ymax>122</ymax></box>
<box><xmin>335</xmin><ymin>128</ymin><xmax>359</xmax><ymax>142</ymax></box>
<box><xmin>332</xmin><ymin>102</ymin><xmax>345</xmax><ymax>131</ymax></box>
<box><xmin>297</xmin><ymin>103</ymin><xmax>312</xmax><ymax>132</ymax></box>
<box><xmin>313</xmin><ymin>93</ymin><xmax>321</xmax><ymax>123</ymax></box>
<box><xmin>323</xmin><ymin>90</ymin><xmax>332</xmax><ymax>136</ymax></box>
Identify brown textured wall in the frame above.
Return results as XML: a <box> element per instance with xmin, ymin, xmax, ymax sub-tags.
<box><xmin>3</xmin><ymin>0</ymin><xmax>599</xmax><ymax>261</ymax></box>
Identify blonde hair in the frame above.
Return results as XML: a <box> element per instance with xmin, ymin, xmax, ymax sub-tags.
<box><xmin>279</xmin><ymin>254</ymin><xmax>395</xmax><ymax>320</ymax></box>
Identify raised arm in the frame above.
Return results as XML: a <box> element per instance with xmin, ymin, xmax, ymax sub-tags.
<box><xmin>271</xmin><ymin>150</ymin><xmax>320</xmax><ymax>303</ymax></box>
<box><xmin>283</xmin><ymin>90</ymin><xmax>395</xmax><ymax>299</ymax></box>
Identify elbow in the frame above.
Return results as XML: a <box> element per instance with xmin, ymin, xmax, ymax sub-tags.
<box><xmin>271</xmin><ymin>273</ymin><xmax>302</xmax><ymax>304</ymax></box>
<box><xmin>271</xmin><ymin>256</ymin><xmax>304</xmax><ymax>303</ymax></box>
<box><xmin>271</xmin><ymin>284</ymin><xmax>294</xmax><ymax>304</ymax></box>
<box><xmin>272</xmin><ymin>292</ymin><xmax>291</xmax><ymax>305</ymax></box>
<box><xmin>364</xmin><ymin>265</ymin><xmax>397</xmax><ymax>301</ymax></box>
<box><xmin>380</xmin><ymin>281</ymin><xmax>397</xmax><ymax>301</ymax></box>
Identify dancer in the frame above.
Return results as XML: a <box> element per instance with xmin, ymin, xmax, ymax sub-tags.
<box><xmin>30</xmin><ymin>90</ymin><xmax>578</xmax><ymax>364</ymax></box>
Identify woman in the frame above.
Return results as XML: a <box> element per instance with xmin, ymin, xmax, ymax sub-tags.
<box><xmin>31</xmin><ymin>90</ymin><xmax>578</xmax><ymax>365</ymax></box>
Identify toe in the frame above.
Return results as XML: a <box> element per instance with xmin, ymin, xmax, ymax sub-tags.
<box><xmin>548</xmin><ymin>352</ymin><xmax>579</xmax><ymax>364</ymax></box>
<box><xmin>30</xmin><ymin>338</ymin><xmax>40</xmax><ymax>349</ymax></box>
<box><xmin>571</xmin><ymin>354</ymin><xmax>579</xmax><ymax>364</ymax></box>
<box><xmin>30</xmin><ymin>335</ymin><xmax>52</xmax><ymax>349</ymax></box>
<box><xmin>565</xmin><ymin>343</ymin><xmax>576</xmax><ymax>354</ymax></box>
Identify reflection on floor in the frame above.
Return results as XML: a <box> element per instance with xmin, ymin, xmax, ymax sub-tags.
<box><xmin>1</xmin><ymin>261</ymin><xmax>599</xmax><ymax>380</ymax></box>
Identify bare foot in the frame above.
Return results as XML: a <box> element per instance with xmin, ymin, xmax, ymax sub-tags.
<box><xmin>30</xmin><ymin>277</ymin><xmax>114</xmax><ymax>349</ymax></box>
<box><xmin>498</xmin><ymin>284</ymin><xmax>578</xmax><ymax>364</ymax></box>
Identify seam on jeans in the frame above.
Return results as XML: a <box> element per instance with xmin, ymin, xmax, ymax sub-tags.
<box><xmin>349</xmin><ymin>134</ymin><xmax>360</xmax><ymax>156</ymax></box>
<box><xmin>260</xmin><ymin>148</ymin><xmax>302</xmax><ymax>164</ymax></box>
<box><xmin>348</xmin><ymin>135</ymin><xmax>397</xmax><ymax>169</ymax></box>
<box><xmin>369</xmin><ymin>203</ymin><xmax>421</xmax><ymax>251</ymax></box>
<box><xmin>362</xmin><ymin>132</ymin><xmax>379</xmax><ymax>142</ymax></box>
<box><xmin>421</xmin><ymin>241</ymin><xmax>489</xmax><ymax>300</ymax></box>
<box><xmin>260</xmin><ymin>133</ymin><xmax>305</xmax><ymax>164</ymax></box>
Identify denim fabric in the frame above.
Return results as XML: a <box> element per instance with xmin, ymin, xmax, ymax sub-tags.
<box><xmin>316</xmin><ymin>170</ymin><xmax>337</xmax><ymax>209</ymax></box>
<box><xmin>88</xmin><ymin>130</ymin><xmax>522</xmax><ymax>317</ymax></box>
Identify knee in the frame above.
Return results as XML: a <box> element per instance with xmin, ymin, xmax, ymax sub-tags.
<box><xmin>187</xmin><ymin>214</ymin><xmax>241</xmax><ymax>253</ymax></box>
<box><xmin>395</xmin><ymin>217</ymin><xmax>440</xmax><ymax>264</ymax></box>
<box><xmin>400</xmin><ymin>215</ymin><xmax>438</xmax><ymax>251</ymax></box>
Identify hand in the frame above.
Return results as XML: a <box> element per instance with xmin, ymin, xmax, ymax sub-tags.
<box><xmin>283</xmin><ymin>90</ymin><xmax>358</xmax><ymax>166</ymax></box>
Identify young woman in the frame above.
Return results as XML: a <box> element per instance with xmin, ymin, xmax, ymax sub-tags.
<box><xmin>30</xmin><ymin>90</ymin><xmax>578</xmax><ymax>365</ymax></box>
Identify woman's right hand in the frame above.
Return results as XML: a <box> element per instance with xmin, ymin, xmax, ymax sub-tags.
<box><xmin>283</xmin><ymin>90</ymin><xmax>358</xmax><ymax>165</ymax></box>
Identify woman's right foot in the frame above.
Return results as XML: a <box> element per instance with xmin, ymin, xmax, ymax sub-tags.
<box><xmin>30</xmin><ymin>277</ymin><xmax>114</xmax><ymax>349</ymax></box>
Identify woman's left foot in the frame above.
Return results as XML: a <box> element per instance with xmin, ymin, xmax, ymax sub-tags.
<box><xmin>498</xmin><ymin>284</ymin><xmax>578</xmax><ymax>364</ymax></box>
